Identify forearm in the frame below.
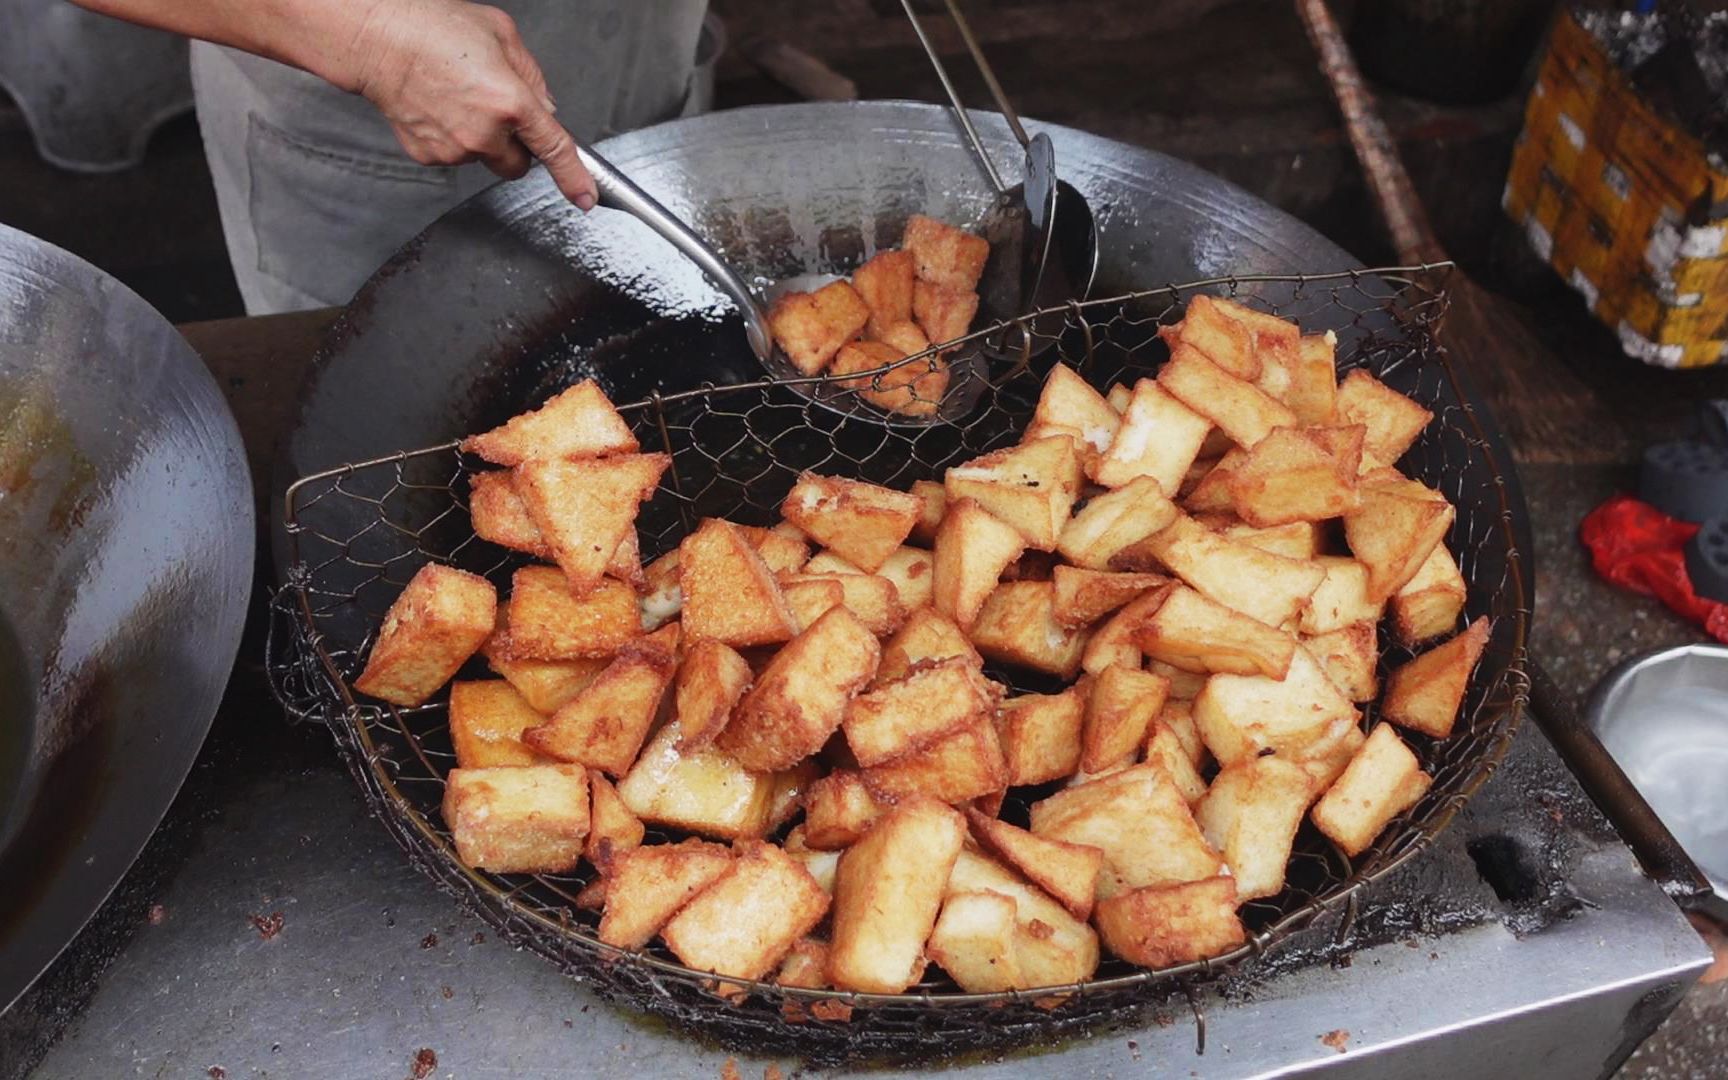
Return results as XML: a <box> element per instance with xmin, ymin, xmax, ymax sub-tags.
<box><xmin>68</xmin><ymin>0</ymin><xmax>389</xmax><ymax>92</ymax></box>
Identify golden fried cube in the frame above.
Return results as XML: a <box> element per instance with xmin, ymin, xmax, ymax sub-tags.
<box><xmin>869</xmin><ymin>317</ymin><xmax>932</xmax><ymax>357</ymax></box>
<box><xmin>1391</xmin><ymin>543</ymin><xmax>1466</xmax><ymax>644</ymax></box>
<box><xmin>928</xmin><ymin>890</ymin><xmax>1024</xmax><ymax>993</ymax></box>
<box><xmin>966</xmin><ymin>808</ymin><xmax>1103</xmax><ymax>920</ymax></box>
<box><xmin>1226</xmin><ymin>426</ymin><xmax>1360</xmax><ymax>526</ymax></box>
<box><xmin>844</xmin><ymin>657</ymin><xmax>996</xmax><ymax>767</ymax></box>
<box><xmin>1082</xmin><ymin>664</ymin><xmax>1169</xmax><ymax>774</ymax></box>
<box><xmin>861</xmin><ymin>718</ymin><xmax>1008</xmax><ymax>804</ymax></box>
<box><xmin>912</xmin><ymin>280</ymin><xmax>980</xmax><ymax>347</ymax></box>
<box><xmin>1029</xmin><ymin>764</ymin><xmax>1222</xmax><ymax>897</ymax></box>
<box><xmin>679</xmin><ymin>518</ymin><xmax>798</xmax><ymax>647</ymax></box>
<box><xmin>996</xmin><ymin>686</ymin><xmax>1086</xmax><ymax>785</ymax></box>
<box><xmin>780</xmin><ymin>572</ymin><xmax>905</xmax><ymax>637</ymax></box>
<box><xmin>909</xmin><ymin>479</ymin><xmax>947</xmax><ymax>545</ymax></box>
<box><xmin>1334</xmin><ymin>369</ymin><xmax>1433</xmax><ymax>464</ymax></box>
<box><xmin>828</xmin><ymin>798</ymin><xmax>967</xmax><ymax>993</ymax></box>
<box><xmin>468</xmin><ymin>471</ymin><xmax>550</xmax><ymax>559</ymax></box>
<box><xmin>1025</xmin><ymin>363</ymin><xmax>1121</xmax><ymax>469</ymax></box>
<box><xmin>877</xmin><ymin>546</ymin><xmax>934</xmax><ymax>611</ymax></box>
<box><xmin>1311</xmin><ymin>723</ymin><xmax>1432</xmax><ymax>856</ymax></box>
<box><xmin>781</xmin><ymin>472</ymin><xmax>922</xmax><ymax>573</ymax></box>
<box><xmin>1195</xmin><ymin>756</ymin><xmax>1315</xmax><ymax>900</ymax></box>
<box><xmin>1159</xmin><ymin>343</ymin><xmax>1297</xmax><ymax>449</ymax></box>
<box><xmin>1181</xmin><ymin>447</ymin><xmax>1247</xmax><ymax>515</ymax></box>
<box><xmin>514</xmin><ymin>453</ymin><xmax>668</xmax><ymax>594</ymax></box>
<box><xmin>449</xmin><ymin>679</ymin><xmax>553</xmax><ymax>768</ymax></box>
<box><xmin>1193</xmin><ymin>644</ymin><xmax>1357</xmax><ymax>767</ymax></box>
<box><xmin>1143</xmin><ymin>514</ymin><xmax>1324</xmax><ymax>628</ymax></box>
<box><xmin>522</xmin><ymin>624</ymin><xmax>679</xmax><ymax>776</ymax></box>
<box><xmin>1145</xmin><ymin>722</ymin><xmax>1207</xmax><ymax>804</ymax></box>
<box><xmin>585</xmin><ymin>770</ymin><xmax>645</xmax><ymax>873</ymax></box>
<box><xmin>1058</xmin><ymin>475</ymin><xmax>1180</xmax><ymax>571</ymax></box>
<box><xmin>970</xmin><ymin>580</ymin><xmax>1089</xmax><ymax>679</ymax></box>
<box><xmin>660</xmin><ymin>841</ymin><xmax>830</xmax><ymax>982</ymax></box>
<box><xmin>852</xmin><ymin>248</ymin><xmax>916</xmax><ymax>326</ymax></box>
<box><xmin>443</xmin><ymin>764</ymin><xmax>589</xmax><ymax>874</ymax></box>
<box><xmin>1133</xmin><ymin>584</ymin><xmax>1297</xmax><ymax>678</ymax></box>
<box><xmin>617</xmin><ymin>721</ymin><xmax>815</xmax><ymax>841</ymax></box>
<box><xmin>1221</xmin><ymin>520</ymin><xmax>1322</xmax><ymax>560</ymax></box>
<box><xmin>780</xmin><ymin>576</ymin><xmax>846</xmax><ymax>634</ymax></box>
<box><xmin>1343</xmin><ymin>475</ymin><xmax>1455</xmax><ymax>602</ymax></box>
<box><xmin>775</xmin><ymin>936</ymin><xmax>834</xmax><ymax>991</ymax></box>
<box><xmin>802</xmin><ymin>769</ymin><xmax>884</xmax><ymax>850</ymax></box>
<box><xmin>501</xmin><ymin>565</ymin><xmax>638</xmax><ymax>660</ymax></box>
<box><xmin>597</xmin><ymin>839</ymin><xmax>734</xmax><ymax>949</ymax></box>
<box><xmin>830</xmin><ymin>339</ymin><xmax>949</xmax><ymax>418</ymax></box>
<box><xmin>355</xmin><ymin>563</ymin><xmax>497</xmax><ymax>706</ymax></box>
<box><xmin>674</xmin><ymin>639</ymin><xmax>754</xmax><ymax>751</ymax></box>
<box><xmin>1288</xmin><ymin>332</ymin><xmax>1339</xmax><ymax>425</ymax></box>
<box><xmin>1305</xmin><ymin>622</ymin><xmax>1380</xmax><ymax>703</ymax></box>
<box><xmin>943</xmin><ymin>849</ymin><xmax>1100</xmax><ymax>989</ymax></box>
<box><xmin>481</xmin><ymin>608</ymin><xmax>607</xmax><ymax>713</ymax></box>
<box><xmin>718</xmin><ymin>605</ymin><xmax>881</xmax><ymax>772</ymax></box>
<box><xmin>462</xmin><ymin>379</ymin><xmax>639</xmax><ymax>465</ymax></box>
<box><xmin>1383</xmin><ymin>616</ymin><xmax>1490</xmax><ymax>738</ymax></box>
<box><xmin>1092</xmin><ymin>379</ymin><xmax>1213</xmax><ymax>493</ymax></box>
<box><xmin>768</xmin><ymin>280</ymin><xmax>871</xmax><ymax>376</ymax></box>
<box><xmin>875</xmin><ymin>608</ymin><xmax>983</xmax><ymax>686</ymax></box>
<box><xmin>1301</xmin><ymin>556</ymin><xmax>1383</xmax><ymax>635</ymax></box>
<box><xmin>931</xmin><ymin>497</ymin><xmax>1026</xmax><ymax>631</ymax></box>
<box><xmin>904</xmin><ymin>214</ymin><xmax>990</xmax><ymax>290</ymax></box>
<box><xmin>1093</xmin><ymin>877</ymin><xmax>1245</xmax><ymax>968</ymax></box>
<box><xmin>1050</xmin><ymin>566</ymin><xmax>1166</xmax><ymax>629</ymax></box>
<box><xmin>1151</xmin><ymin>662</ymin><xmax>1209</xmax><ymax>702</ymax></box>
<box><xmin>945</xmin><ymin>435</ymin><xmax>1084</xmax><ymax>551</ymax></box>
<box><xmin>1080</xmin><ymin>582</ymin><xmax>1175</xmax><ymax>675</ymax></box>
<box><xmin>1162</xmin><ymin>294</ymin><xmax>1261</xmax><ymax>381</ymax></box>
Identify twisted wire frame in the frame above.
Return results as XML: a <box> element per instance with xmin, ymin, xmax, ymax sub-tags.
<box><xmin>266</xmin><ymin>265</ymin><xmax>1531</xmax><ymax>1062</ymax></box>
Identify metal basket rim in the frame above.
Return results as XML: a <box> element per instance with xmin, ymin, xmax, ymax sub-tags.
<box><xmin>275</xmin><ymin>261</ymin><xmax>1532</xmax><ymax>1016</ymax></box>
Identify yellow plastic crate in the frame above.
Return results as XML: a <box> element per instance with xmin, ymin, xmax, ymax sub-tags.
<box><xmin>1504</xmin><ymin>10</ymin><xmax>1728</xmax><ymax>368</ymax></box>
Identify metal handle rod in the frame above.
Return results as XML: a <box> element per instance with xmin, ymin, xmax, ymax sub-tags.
<box><xmin>941</xmin><ymin>0</ymin><xmax>1030</xmax><ymax>149</ymax></box>
<box><xmin>575</xmin><ymin>144</ymin><xmax>773</xmax><ymax>360</ymax></box>
<box><xmin>898</xmin><ymin>0</ymin><xmax>1007</xmax><ymax>194</ymax></box>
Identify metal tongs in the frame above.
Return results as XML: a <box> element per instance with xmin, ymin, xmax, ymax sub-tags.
<box><xmin>900</xmin><ymin>0</ymin><xmax>1099</xmax><ymax>339</ymax></box>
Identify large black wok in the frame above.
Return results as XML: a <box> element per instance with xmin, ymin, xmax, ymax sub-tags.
<box><xmin>0</xmin><ymin>224</ymin><xmax>253</xmax><ymax>1011</ymax></box>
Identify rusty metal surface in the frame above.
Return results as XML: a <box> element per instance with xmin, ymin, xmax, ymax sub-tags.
<box><xmin>0</xmin><ymin>222</ymin><xmax>253</xmax><ymax>1012</ymax></box>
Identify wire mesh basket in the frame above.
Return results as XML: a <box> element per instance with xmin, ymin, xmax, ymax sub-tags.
<box><xmin>267</xmin><ymin>264</ymin><xmax>1531</xmax><ymax>1063</ymax></box>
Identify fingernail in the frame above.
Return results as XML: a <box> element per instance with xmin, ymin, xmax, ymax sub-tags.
<box><xmin>576</xmin><ymin>192</ymin><xmax>596</xmax><ymax>212</ymax></box>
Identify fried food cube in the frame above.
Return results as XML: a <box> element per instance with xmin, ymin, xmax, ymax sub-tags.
<box><xmin>852</xmin><ymin>248</ymin><xmax>916</xmax><ymax>326</ymax></box>
<box><xmin>781</xmin><ymin>472</ymin><xmax>922</xmax><ymax>573</ymax></box>
<box><xmin>638</xmin><ymin>548</ymin><xmax>683</xmax><ymax>630</ymax></box>
<box><xmin>1144</xmin><ymin>514</ymin><xmax>1324</xmax><ymax>628</ymax></box>
<box><xmin>904</xmin><ymin>214</ymin><xmax>990</xmax><ymax>290</ymax></box>
<box><xmin>1193</xmin><ymin>644</ymin><xmax>1357</xmax><ymax>767</ymax></box>
<box><xmin>1092</xmin><ymin>877</ymin><xmax>1245</xmax><ymax>968</ymax></box>
<box><xmin>449</xmin><ymin>679</ymin><xmax>554</xmax><ymax>768</ymax></box>
<box><xmin>1391</xmin><ymin>543</ymin><xmax>1466</xmax><ymax>644</ymax></box>
<box><xmin>481</xmin><ymin>609</ymin><xmax>608</xmax><ymax>713</ymax></box>
<box><xmin>1080</xmin><ymin>582</ymin><xmax>1175</xmax><ymax>675</ymax></box>
<box><xmin>876</xmin><ymin>546</ymin><xmax>935</xmax><ymax>611</ymax></box>
<box><xmin>869</xmin><ymin>317</ymin><xmax>932</xmax><ymax>356</ymax></box>
<box><xmin>861</xmin><ymin>717</ymin><xmax>1009</xmax><ymax>804</ymax></box>
<box><xmin>514</xmin><ymin>453</ymin><xmax>668</xmax><ymax>594</ymax></box>
<box><xmin>1051</xmin><ymin>566</ymin><xmax>1167</xmax><ymax>629</ymax></box>
<box><xmin>1151</xmin><ymin>662</ymin><xmax>1209</xmax><ymax>703</ymax></box>
<box><xmin>932</xmin><ymin>497</ymin><xmax>1026</xmax><ymax>630</ymax></box>
<box><xmin>928</xmin><ymin>890</ymin><xmax>1024</xmax><ymax>993</ymax></box>
<box><xmin>768</xmin><ymin>280</ymin><xmax>871</xmax><ymax>376</ymax></box>
<box><xmin>1057</xmin><ymin>475</ymin><xmax>1180</xmax><ymax>570</ymax></box>
<box><xmin>1288</xmin><ymin>331</ymin><xmax>1339</xmax><ymax>425</ymax></box>
<box><xmin>1159</xmin><ymin>343</ymin><xmax>1298</xmax><ymax>449</ymax></box>
<box><xmin>355</xmin><ymin>563</ymin><xmax>497</xmax><ymax>706</ymax></box>
<box><xmin>1029</xmin><ymin>764</ymin><xmax>1223</xmax><ymax>897</ymax></box>
<box><xmin>1161</xmin><ymin>294</ymin><xmax>1262</xmax><ymax>381</ymax></box>
<box><xmin>780</xmin><ymin>572</ymin><xmax>906</xmax><ymax>636</ymax></box>
<box><xmin>1025</xmin><ymin>363</ymin><xmax>1121</xmax><ymax>468</ymax></box>
<box><xmin>1082</xmin><ymin>664</ymin><xmax>1170</xmax><ymax>774</ymax></box>
<box><xmin>468</xmin><ymin>470</ymin><xmax>551</xmax><ymax>559</ymax></box>
<box><xmin>828</xmin><ymin>798</ymin><xmax>967</xmax><ymax>993</ymax></box>
<box><xmin>844</xmin><ymin>657</ymin><xmax>996</xmax><ymax>767</ymax></box>
<box><xmin>1091</xmin><ymin>378</ymin><xmax>1214</xmax><ymax>494</ymax></box>
<box><xmin>660</xmin><ymin>841</ymin><xmax>829</xmax><ymax>982</ymax></box>
<box><xmin>523</xmin><ymin>624</ymin><xmax>679</xmax><ymax>776</ymax></box>
<box><xmin>1155</xmin><ymin>697</ymin><xmax>1206</xmax><ymax>760</ymax></box>
<box><xmin>943</xmin><ymin>849</ymin><xmax>1100</xmax><ymax>989</ymax></box>
<box><xmin>1334</xmin><ymin>369</ymin><xmax>1433</xmax><ymax>463</ymax></box>
<box><xmin>1195</xmin><ymin>756</ymin><xmax>1315</xmax><ymax>900</ymax></box>
<box><xmin>1311</xmin><ymin>723</ymin><xmax>1432</xmax><ymax>856</ymax></box>
<box><xmin>1220</xmin><ymin>520</ymin><xmax>1320</xmax><ymax>561</ymax></box>
<box><xmin>1305</xmin><ymin>623</ymin><xmax>1380</xmax><ymax>703</ymax></box>
<box><xmin>1301</xmin><ymin>556</ymin><xmax>1384</xmax><ymax>635</ymax></box>
<box><xmin>502</xmin><ymin>566</ymin><xmax>638</xmax><ymax>660</ymax></box>
<box><xmin>1133</xmin><ymin>585</ymin><xmax>1297</xmax><ymax>679</ymax></box>
<box><xmin>831</xmin><ymin>339</ymin><xmax>949</xmax><ymax>418</ymax></box>
<box><xmin>909</xmin><ymin>479</ymin><xmax>947</xmax><ymax>545</ymax></box>
<box><xmin>996</xmin><ymin>686</ymin><xmax>1086</xmax><ymax>785</ymax></box>
<box><xmin>597</xmin><ymin>838</ymin><xmax>734</xmax><ymax>949</ymax></box>
<box><xmin>674</xmin><ymin>639</ymin><xmax>753</xmax><ymax>751</ymax></box>
<box><xmin>584</xmin><ymin>771</ymin><xmax>646</xmax><ymax>873</ymax></box>
<box><xmin>785</xmin><ymin>832</ymin><xmax>842</xmax><ymax>895</ymax></box>
<box><xmin>461</xmin><ymin>379</ymin><xmax>638</xmax><ymax>465</ymax></box>
<box><xmin>876</xmin><ymin>607</ymin><xmax>984</xmax><ymax>686</ymax></box>
<box><xmin>443</xmin><ymin>764</ymin><xmax>589</xmax><ymax>874</ymax></box>
<box><xmin>912</xmin><ymin>280</ymin><xmax>980</xmax><ymax>347</ymax></box>
<box><xmin>617</xmin><ymin>721</ymin><xmax>816</xmax><ymax>840</ymax></box>
<box><xmin>945</xmin><ymin>436</ymin><xmax>1084</xmax><ymax>551</ymax></box>
<box><xmin>801</xmin><ymin>550</ymin><xmax>862</xmax><ymax>575</ymax></box>
<box><xmin>718</xmin><ymin>605</ymin><xmax>881</xmax><ymax>772</ymax></box>
<box><xmin>734</xmin><ymin>524</ymin><xmax>811</xmax><ymax>576</ymax></box>
<box><xmin>780</xmin><ymin>576</ymin><xmax>846</xmax><ymax>634</ymax></box>
<box><xmin>1343</xmin><ymin>474</ymin><xmax>1455</xmax><ymax>602</ymax></box>
<box><xmin>1383</xmin><ymin>616</ymin><xmax>1490</xmax><ymax>738</ymax></box>
<box><xmin>1181</xmin><ymin>447</ymin><xmax>1247</xmax><ymax>515</ymax></box>
<box><xmin>965</xmin><ymin>808</ymin><xmax>1102</xmax><ymax>920</ymax></box>
<box><xmin>970</xmin><ymin>580</ymin><xmax>1090</xmax><ymax>679</ymax></box>
<box><xmin>776</xmin><ymin>936</ymin><xmax>835</xmax><ymax>993</ymax></box>
<box><xmin>679</xmin><ymin>518</ymin><xmax>798</xmax><ymax>647</ymax></box>
<box><xmin>1292</xmin><ymin>715</ymin><xmax>1367</xmax><ymax>790</ymax></box>
<box><xmin>1144</xmin><ymin>721</ymin><xmax>1207</xmax><ymax>805</ymax></box>
<box><xmin>1226</xmin><ymin>425</ymin><xmax>1361</xmax><ymax>526</ymax></box>
<box><xmin>802</xmin><ymin>769</ymin><xmax>885</xmax><ymax>849</ymax></box>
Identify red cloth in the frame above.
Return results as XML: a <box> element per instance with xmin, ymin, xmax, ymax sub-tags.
<box><xmin>1578</xmin><ymin>494</ymin><xmax>1728</xmax><ymax>643</ymax></box>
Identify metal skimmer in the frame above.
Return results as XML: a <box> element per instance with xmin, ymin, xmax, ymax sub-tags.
<box><xmin>267</xmin><ymin>265</ymin><xmax>1531</xmax><ymax>1064</ymax></box>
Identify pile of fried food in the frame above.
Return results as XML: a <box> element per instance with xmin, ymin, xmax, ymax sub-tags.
<box><xmin>352</xmin><ymin>293</ymin><xmax>1489</xmax><ymax>1004</ymax></box>
<box><xmin>766</xmin><ymin>214</ymin><xmax>987</xmax><ymax>416</ymax></box>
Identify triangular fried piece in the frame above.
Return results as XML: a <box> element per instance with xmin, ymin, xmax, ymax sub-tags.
<box><xmin>1025</xmin><ymin>363</ymin><xmax>1120</xmax><ymax>468</ymax></box>
<box><xmin>673</xmin><ymin>639</ymin><xmax>754</xmax><ymax>751</ymax></box>
<box><xmin>1383</xmin><ymin>616</ymin><xmax>1490</xmax><ymax>738</ymax></box>
<box><xmin>585</xmin><ymin>771</ymin><xmax>646</xmax><ymax>874</ymax></box>
<box><xmin>522</xmin><ymin>624</ymin><xmax>680</xmax><ymax>776</ymax></box>
<box><xmin>1343</xmin><ymin>476</ymin><xmax>1455</xmax><ymax>602</ymax></box>
<box><xmin>964</xmin><ymin>807</ymin><xmax>1104</xmax><ymax>920</ymax></box>
<box><xmin>932</xmin><ymin>498</ymin><xmax>1027</xmax><ymax>631</ymax></box>
<box><xmin>1050</xmin><ymin>566</ymin><xmax>1167</xmax><ymax>629</ymax></box>
<box><xmin>679</xmin><ymin>518</ymin><xmax>799</xmax><ymax>647</ymax></box>
<box><xmin>462</xmin><ymin>379</ymin><xmax>639</xmax><ymax>465</ymax></box>
<box><xmin>468</xmin><ymin>471</ymin><xmax>551</xmax><ymax>559</ymax></box>
<box><xmin>780</xmin><ymin>473</ymin><xmax>922</xmax><ymax>572</ymax></box>
<box><xmin>596</xmin><ymin>839</ymin><xmax>734</xmax><ymax>949</ymax></box>
<box><xmin>1081</xmin><ymin>664</ymin><xmax>1169</xmax><ymax>773</ymax></box>
<box><xmin>515</xmin><ymin>453</ymin><xmax>669</xmax><ymax>594</ymax></box>
<box><xmin>945</xmin><ymin>435</ymin><xmax>1084</xmax><ymax>551</ymax></box>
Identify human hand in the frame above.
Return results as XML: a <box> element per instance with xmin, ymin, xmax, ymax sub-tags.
<box><xmin>344</xmin><ymin>0</ymin><xmax>598</xmax><ymax>208</ymax></box>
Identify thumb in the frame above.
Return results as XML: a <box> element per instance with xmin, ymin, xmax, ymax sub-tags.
<box><xmin>516</xmin><ymin>104</ymin><xmax>598</xmax><ymax>211</ymax></box>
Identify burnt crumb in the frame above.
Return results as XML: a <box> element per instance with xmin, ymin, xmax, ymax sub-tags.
<box><xmin>563</xmin><ymin>1018</ymin><xmax>573</xmax><ymax>1028</ymax></box>
<box><xmin>580</xmin><ymin>1005</ymin><xmax>590</xmax><ymax>1014</ymax></box>
<box><xmin>1402</xmin><ymin>938</ymin><xmax>1420</xmax><ymax>949</ymax></box>
<box><xmin>421</xmin><ymin>931</ymin><xmax>440</xmax><ymax>949</ymax></box>
<box><xmin>1330</xmin><ymin>953</ymin><xmax>1353</xmax><ymax>969</ymax></box>
<box><xmin>248</xmin><ymin>912</ymin><xmax>285</xmax><ymax>940</ymax></box>
<box><xmin>207</xmin><ymin>1068</ymin><xmax>226</xmax><ymax>1079</ymax></box>
<box><xmin>1321</xmin><ymin>1029</ymin><xmax>1350</xmax><ymax>1053</ymax></box>
<box><xmin>147</xmin><ymin>904</ymin><xmax>167</xmax><ymax>926</ymax></box>
<box><xmin>440</xmin><ymin>986</ymin><xmax>454</xmax><ymax>1000</ymax></box>
<box><xmin>471</xmin><ymin>931</ymin><xmax>486</xmax><ymax>945</ymax></box>
<box><xmin>1127</xmin><ymin>1039</ymin><xmax>1142</xmax><ymax>1061</ymax></box>
<box><xmin>1152</xmin><ymin>1010</ymin><xmax>1175</xmax><ymax>1027</ymax></box>
<box><xmin>1429</xmin><ymin>951</ymin><xmax>1439</xmax><ymax>960</ymax></box>
<box><xmin>271</xmin><ymin>1044</ymin><xmax>280</xmax><ymax>1054</ymax></box>
<box><xmin>409</xmin><ymin>1047</ymin><xmax>437</xmax><ymax>1079</ymax></box>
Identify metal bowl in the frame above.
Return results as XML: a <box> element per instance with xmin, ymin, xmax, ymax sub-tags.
<box><xmin>1585</xmin><ymin>643</ymin><xmax>1728</xmax><ymax>913</ymax></box>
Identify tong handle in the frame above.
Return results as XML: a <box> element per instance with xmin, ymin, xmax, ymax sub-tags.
<box><xmin>575</xmin><ymin>145</ymin><xmax>773</xmax><ymax>361</ymax></box>
<box><xmin>898</xmin><ymin>0</ymin><xmax>1007</xmax><ymax>193</ymax></box>
<box><xmin>940</xmin><ymin>0</ymin><xmax>1030</xmax><ymax>149</ymax></box>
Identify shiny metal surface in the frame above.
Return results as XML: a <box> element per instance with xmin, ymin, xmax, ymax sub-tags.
<box><xmin>1586</xmin><ymin>643</ymin><xmax>1728</xmax><ymax>918</ymax></box>
<box><xmin>0</xmin><ymin>223</ymin><xmax>253</xmax><ymax>1012</ymax></box>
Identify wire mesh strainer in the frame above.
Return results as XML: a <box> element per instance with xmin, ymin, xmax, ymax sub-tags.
<box><xmin>266</xmin><ymin>265</ymin><xmax>1530</xmax><ymax>1062</ymax></box>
